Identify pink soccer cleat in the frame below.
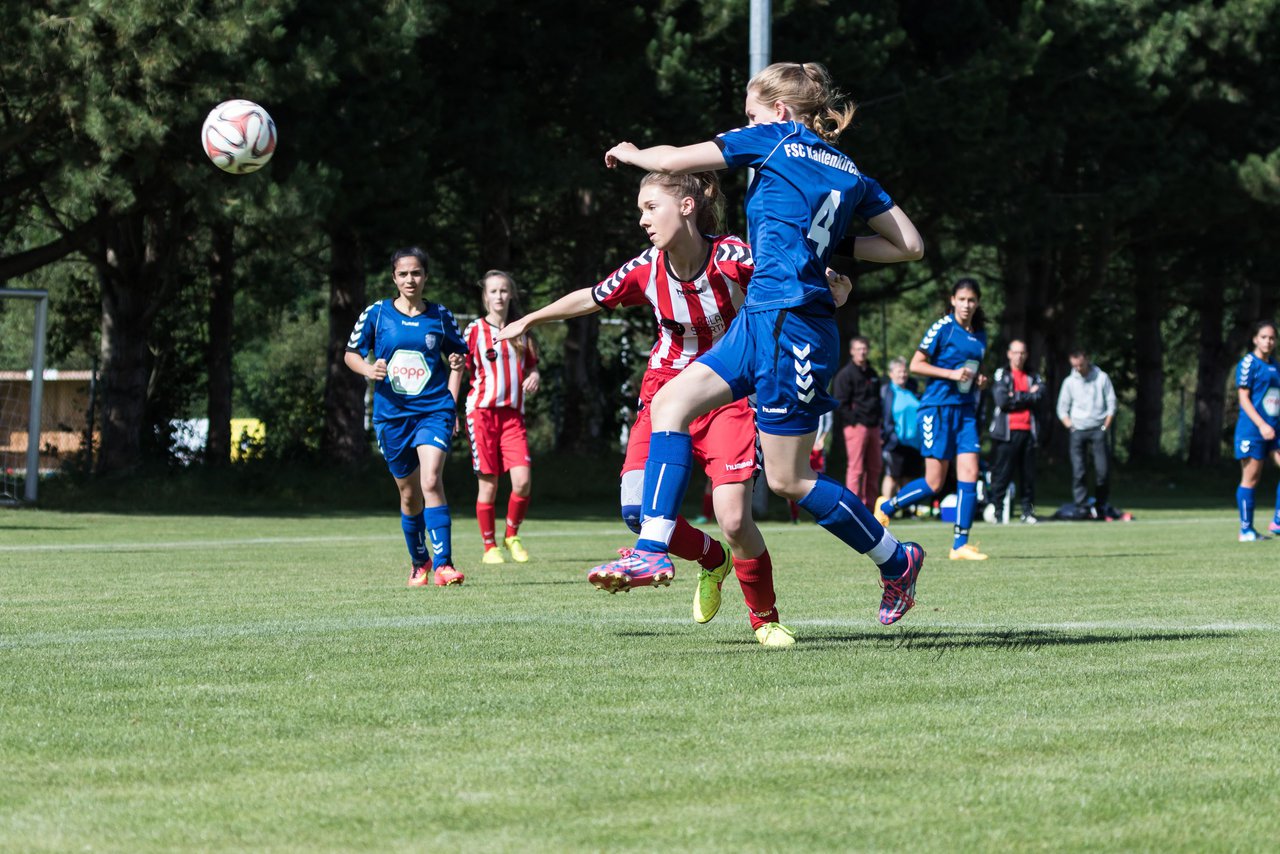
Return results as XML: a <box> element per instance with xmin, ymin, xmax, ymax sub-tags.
<box><xmin>433</xmin><ymin>565</ymin><xmax>465</xmax><ymax>586</ymax></box>
<box><xmin>587</xmin><ymin>549</ymin><xmax>675</xmax><ymax>594</ymax></box>
<box><xmin>879</xmin><ymin>542</ymin><xmax>925</xmax><ymax>625</ymax></box>
<box><xmin>406</xmin><ymin>562</ymin><xmax>432</xmax><ymax>587</ymax></box>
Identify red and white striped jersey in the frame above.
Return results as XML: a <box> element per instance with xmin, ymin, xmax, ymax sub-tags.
<box><xmin>464</xmin><ymin>318</ymin><xmax>538</xmax><ymax>413</ymax></box>
<box><xmin>592</xmin><ymin>235</ymin><xmax>753</xmax><ymax>370</ymax></box>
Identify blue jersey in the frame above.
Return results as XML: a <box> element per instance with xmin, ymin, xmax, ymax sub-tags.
<box><xmin>1235</xmin><ymin>353</ymin><xmax>1280</xmax><ymax>436</ymax></box>
<box><xmin>715</xmin><ymin>121</ymin><xmax>894</xmax><ymax>312</ymax></box>
<box><xmin>917</xmin><ymin>315</ymin><xmax>987</xmax><ymax>408</ymax></box>
<box><xmin>347</xmin><ymin>299</ymin><xmax>467</xmax><ymax>423</ymax></box>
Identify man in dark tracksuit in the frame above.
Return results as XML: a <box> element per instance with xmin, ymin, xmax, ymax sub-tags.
<box><xmin>988</xmin><ymin>339</ymin><xmax>1043</xmax><ymax>523</ymax></box>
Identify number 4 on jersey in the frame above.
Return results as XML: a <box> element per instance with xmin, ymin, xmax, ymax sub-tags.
<box><xmin>807</xmin><ymin>189</ymin><xmax>842</xmax><ymax>256</ymax></box>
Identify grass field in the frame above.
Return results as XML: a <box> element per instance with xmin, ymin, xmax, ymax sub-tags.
<box><xmin>2</xmin><ymin>503</ymin><xmax>1279</xmax><ymax>851</ymax></box>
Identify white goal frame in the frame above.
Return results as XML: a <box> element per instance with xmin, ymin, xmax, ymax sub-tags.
<box><xmin>0</xmin><ymin>288</ymin><xmax>49</xmax><ymax>503</ymax></box>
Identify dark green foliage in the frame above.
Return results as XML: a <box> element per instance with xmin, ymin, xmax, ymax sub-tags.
<box><xmin>3</xmin><ymin>0</ymin><xmax>1279</xmax><ymax>475</ymax></box>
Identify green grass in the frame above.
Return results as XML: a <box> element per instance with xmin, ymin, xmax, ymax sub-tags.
<box><xmin>2</xmin><ymin>505</ymin><xmax>1279</xmax><ymax>851</ymax></box>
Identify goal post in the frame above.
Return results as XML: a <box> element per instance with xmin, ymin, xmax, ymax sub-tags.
<box><xmin>0</xmin><ymin>288</ymin><xmax>49</xmax><ymax>504</ymax></box>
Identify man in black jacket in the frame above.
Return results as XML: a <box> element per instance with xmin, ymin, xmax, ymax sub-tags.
<box><xmin>988</xmin><ymin>339</ymin><xmax>1043</xmax><ymax>523</ymax></box>
<box><xmin>832</xmin><ymin>336</ymin><xmax>882</xmax><ymax>507</ymax></box>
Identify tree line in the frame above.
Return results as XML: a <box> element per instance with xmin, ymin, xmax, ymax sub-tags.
<box><xmin>3</xmin><ymin>0</ymin><xmax>1276</xmax><ymax>475</ymax></box>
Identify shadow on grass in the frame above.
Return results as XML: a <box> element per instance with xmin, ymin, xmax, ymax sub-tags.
<box><xmin>769</xmin><ymin>627</ymin><xmax>1232</xmax><ymax>653</ymax></box>
<box><xmin>645</xmin><ymin>627</ymin><xmax>1236</xmax><ymax>652</ymax></box>
<box><xmin>997</xmin><ymin>552</ymin><xmax>1173</xmax><ymax>560</ymax></box>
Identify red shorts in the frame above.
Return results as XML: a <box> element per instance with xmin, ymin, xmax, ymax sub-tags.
<box><xmin>622</xmin><ymin>369</ymin><xmax>757</xmax><ymax>487</ymax></box>
<box><xmin>466</xmin><ymin>407</ymin><xmax>530</xmax><ymax>475</ymax></box>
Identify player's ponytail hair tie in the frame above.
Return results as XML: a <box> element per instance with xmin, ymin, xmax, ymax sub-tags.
<box><xmin>749</xmin><ymin>61</ymin><xmax>857</xmax><ymax>144</ymax></box>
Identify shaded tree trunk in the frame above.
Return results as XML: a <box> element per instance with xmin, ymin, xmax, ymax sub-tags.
<box><xmin>1003</xmin><ymin>249</ymin><xmax>1071</xmax><ymax>456</ymax></box>
<box><xmin>1128</xmin><ymin>250</ymin><xmax>1164</xmax><ymax>460</ymax></box>
<box><xmin>205</xmin><ymin>222</ymin><xmax>234</xmax><ymax>466</ymax></box>
<box><xmin>97</xmin><ymin>273</ymin><xmax>152</xmax><ymax>475</ymax></box>
<box><xmin>479</xmin><ymin>184</ymin><xmax>512</xmax><ymax>270</ymax></box>
<box><xmin>1188</xmin><ymin>276</ymin><xmax>1270</xmax><ymax>466</ymax></box>
<box><xmin>93</xmin><ymin>196</ymin><xmax>185</xmax><ymax>475</ymax></box>
<box><xmin>558</xmin><ymin>313</ymin><xmax>603</xmax><ymax>452</ymax></box>
<box><xmin>1187</xmin><ymin>282</ymin><xmax>1229</xmax><ymax>466</ymax></box>
<box><xmin>556</xmin><ymin>189</ymin><xmax>605</xmax><ymax>453</ymax></box>
<box><xmin>1003</xmin><ymin>227</ymin><xmax>1114</xmax><ymax>460</ymax></box>
<box><xmin>322</xmin><ymin>225</ymin><xmax>369</xmax><ymax>464</ymax></box>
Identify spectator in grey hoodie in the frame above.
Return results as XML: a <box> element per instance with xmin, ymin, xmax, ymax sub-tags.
<box><xmin>1057</xmin><ymin>350</ymin><xmax>1117</xmax><ymax>510</ymax></box>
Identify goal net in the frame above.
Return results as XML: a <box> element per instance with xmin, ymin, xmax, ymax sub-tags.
<box><xmin>0</xmin><ymin>289</ymin><xmax>49</xmax><ymax>504</ymax></box>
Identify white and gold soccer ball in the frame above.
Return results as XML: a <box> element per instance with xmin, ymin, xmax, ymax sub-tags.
<box><xmin>201</xmin><ymin>99</ymin><xmax>277</xmax><ymax>174</ymax></box>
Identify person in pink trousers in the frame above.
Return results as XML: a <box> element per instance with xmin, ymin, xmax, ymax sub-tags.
<box><xmin>832</xmin><ymin>335</ymin><xmax>882</xmax><ymax>507</ymax></box>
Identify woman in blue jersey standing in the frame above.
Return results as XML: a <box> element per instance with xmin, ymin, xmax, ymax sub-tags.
<box><xmin>592</xmin><ymin>61</ymin><xmax>929</xmax><ymax>628</ymax></box>
<box><xmin>1233</xmin><ymin>320</ymin><xmax>1280</xmax><ymax>541</ymax></box>
<box><xmin>874</xmin><ymin>278</ymin><xmax>990</xmax><ymax>560</ymax></box>
<box><xmin>345</xmin><ymin>247</ymin><xmax>469</xmax><ymax>587</ymax></box>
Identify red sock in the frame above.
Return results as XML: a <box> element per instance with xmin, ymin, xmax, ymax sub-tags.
<box><xmin>788</xmin><ymin>499</ymin><xmax>800</xmax><ymax>522</ymax></box>
<box><xmin>734</xmin><ymin>550</ymin><xmax>778</xmax><ymax>629</ymax></box>
<box><xmin>669</xmin><ymin>516</ymin><xmax>725</xmax><ymax>569</ymax></box>
<box><xmin>476</xmin><ymin>502</ymin><xmax>497</xmax><ymax>549</ymax></box>
<box><xmin>505</xmin><ymin>493</ymin><xmax>530</xmax><ymax>539</ymax></box>
<box><xmin>701</xmin><ymin>485</ymin><xmax>714</xmax><ymax>519</ymax></box>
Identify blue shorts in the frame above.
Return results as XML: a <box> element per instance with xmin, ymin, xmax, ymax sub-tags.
<box><xmin>918</xmin><ymin>404</ymin><xmax>980</xmax><ymax>459</ymax></box>
<box><xmin>1234</xmin><ymin>430</ymin><xmax>1278</xmax><ymax>460</ymax></box>
<box><xmin>699</xmin><ymin>304</ymin><xmax>838</xmax><ymax>436</ymax></box>
<box><xmin>375</xmin><ymin>410</ymin><xmax>455</xmax><ymax>479</ymax></box>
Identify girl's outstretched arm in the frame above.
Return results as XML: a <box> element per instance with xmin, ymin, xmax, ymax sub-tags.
<box><xmin>495</xmin><ymin>287</ymin><xmax>599</xmax><ymax>342</ymax></box>
<box><xmin>605</xmin><ymin>141</ymin><xmax>726</xmax><ymax>175</ymax></box>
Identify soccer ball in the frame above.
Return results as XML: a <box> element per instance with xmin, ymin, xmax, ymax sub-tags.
<box><xmin>201</xmin><ymin>100</ymin><xmax>277</xmax><ymax>174</ymax></box>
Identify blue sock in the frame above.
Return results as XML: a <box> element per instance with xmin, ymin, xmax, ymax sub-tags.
<box><xmin>953</xmin><ymin>480</ymin><xmax>977</xmax><ymax>549</ymax></box>
<box><xmin>1237</xmin><ymin>486</ymin><xmax>1255</xmax><ymax>533</ymax></box>
<box><xmin>635</xmin><ymin>432</ymin><xmax>693</xmax><ymax>553</ymax></box>
<box><xmin>401</xmin><ymin>511</ymin><xmax>429</xmax><ymax>566</ymax></box>
<box><xmin>888</xmin><ymin>477</ymin><xmax>935</xmax><ymax>513</ymax></box>
<box><xmin>423</xmin><ymin>504</ymin><xmax>453</xmax><ymax>567</ymax></box>
<box><xmin>1274</xmin><ymin>483</ymin><xmax>1280</xmax><ymax>526</ymax></box>
<box><xmin>798</xmin><ymin>474</ymin><xmax>906</xmax><ymax>577</ymax></box>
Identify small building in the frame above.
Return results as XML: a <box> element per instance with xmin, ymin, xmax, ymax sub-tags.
<box><xmin>0</xmin><ymin>370</ymin><xmax>94</xmax><ymax>471</ymax></box>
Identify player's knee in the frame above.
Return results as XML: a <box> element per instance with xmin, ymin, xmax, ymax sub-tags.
<box><xmin>619</xmin><ymin>470</ymin><xmax>644</xmax><ymax>533</ymax></box>
<box><xmin>650</xmin><ymin>386</ymin><xmax>694</xmax><ymax>431</ymax></box>
<box><xmin>765</xmin><ymin>470</ymin><xmax>805</xmax><ymax>501</ymax></box>
<box><xmin>716</xmin><ymin>507</ymin><xmax>749</xmax><ymax>543</ymax></box>
<box><xmin>398</xmin><ymin>489</ymin><xmax>422</xmax><ymax>515</ymax></box>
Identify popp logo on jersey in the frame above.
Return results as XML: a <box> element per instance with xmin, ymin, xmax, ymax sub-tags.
<box><xmin>388</xmin><ymin>349</ymin><xmax>431</xmax><ymax>396</ymax></box>
<box><xmin>1264</xmin><ymin>387</ymin><xmax>1280</xmax><ymax>418</ymax></box>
